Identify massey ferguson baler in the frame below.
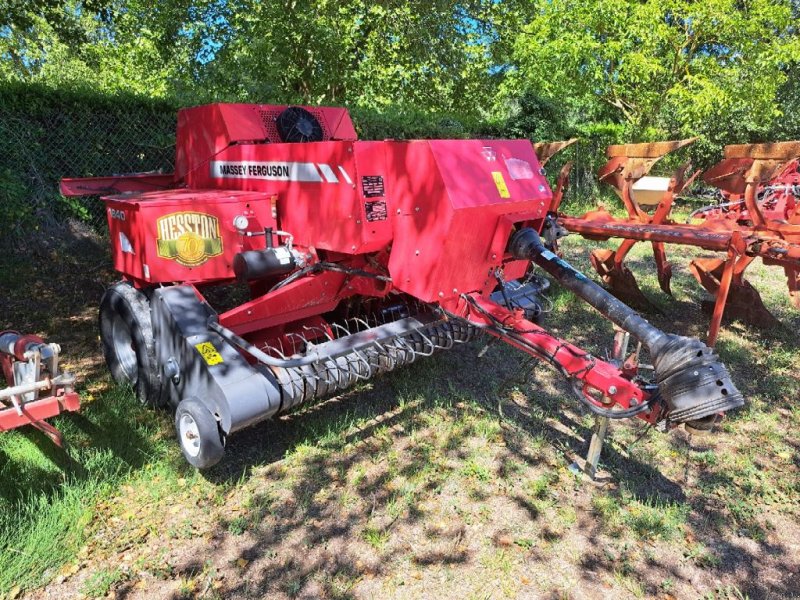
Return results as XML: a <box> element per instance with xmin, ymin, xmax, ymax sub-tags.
<box><xmin>62</xmin><ymin>104</ymin><xmax>743</xmax><ymax>468</ymax></box>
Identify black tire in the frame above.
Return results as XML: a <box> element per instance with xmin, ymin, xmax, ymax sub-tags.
<box><xmin>99</xmin><ymin>281</ymin><xmax>164</xmax><ymax>407</ymax></box>
<box><xmin>174</xmin><ymin>398</ymin><xmax>225</xmax><ymax>469</ymax></box>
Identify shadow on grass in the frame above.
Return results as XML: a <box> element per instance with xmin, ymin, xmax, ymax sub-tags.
<box><xmin>131</xmin><ymin>338</ymin><xmax>695</xmax><ymax>599</ymax></box>
<box><xmin>2</xmin><ymin>231</ymin><xmax>798</xmax><ymax>599</ymax></box>
<box><xmin>141</xmin><ymin>318</ymin><xmax>794</xmax><ymax>600</ymax></box>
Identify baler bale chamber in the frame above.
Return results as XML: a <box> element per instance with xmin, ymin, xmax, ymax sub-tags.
<box><xmin>62</xmin><ymin>104</ymin><xmax>743</xmax><ymax>468</ymax></box>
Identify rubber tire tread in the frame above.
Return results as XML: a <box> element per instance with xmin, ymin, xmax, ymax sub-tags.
<box><xmin>99</xmin><ymin>281</ymin><xmax>163</xmax><ymax>407</ymax></box>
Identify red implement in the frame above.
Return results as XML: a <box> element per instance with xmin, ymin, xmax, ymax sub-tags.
<box><xmin>0</xmin><ymin>332</ymin><xmax>79</xmax><ymax>445</ymax></box>
<box><xmin>61</xmin><ymin>104</ymin><xmax>742</xmax><ymax>469</ymax></box>
<box><xmin>553</xmin><ymin>139</ymin><xmax>800</xmax><ymax>345</ymax></box>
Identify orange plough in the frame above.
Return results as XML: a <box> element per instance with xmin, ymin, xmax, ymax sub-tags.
<box><xmin>543</xmin><ymin>139</ymin><xmax>800</xmax><ymax>346</ymax></box>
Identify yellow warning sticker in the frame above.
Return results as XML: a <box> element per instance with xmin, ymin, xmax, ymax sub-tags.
<box><xmin>195</xmin><ymin>342</ymin><xmax>224</xmax><ymax>366</ymax></box>
<box><xmin>491</xmin><ymin>171</ymin><xmax>511</xmax><ymax>198</ymax></box>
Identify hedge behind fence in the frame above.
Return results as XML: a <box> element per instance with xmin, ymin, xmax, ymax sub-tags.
<box><xmin>0</xmin><ymin>84</ymin><xmax>618</xmax><ymax>250</ymax></box>
<box><xmin>0</xmin><ymin>84</ymin><xmax>178</xmax><ymax>244</ymax></box>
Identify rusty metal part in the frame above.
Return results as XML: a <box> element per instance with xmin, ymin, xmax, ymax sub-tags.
<box><xmin>606</xmin><ymin>138</ymin><xmax>698</xmax><ymax>159</ymax></box>
<box><xmin>560</xmin><ymin>213</ymin><xmax>733</xmax><ymax>250</ymax></box>
<box><xmin>587</xmin><ymin>141</ymin><xmax>699</xmax><ymax>305</ymax></box>
<box><xmin>600</xmin><ymin>138</ymin><xmax>697</xmax><ymax>190</ymax></box>
<box><xmin>689</xmin><ymin>255</ymin><xmax>779</xmax><ymax>344</ymax></box>
<box><xmin>534</xmin><ymin>138</ymin><xmax>579</xmax><ymax>166</ymax></box>
<box><xmin>784</xmin><ymin>265</ymin><xmax>800</xmax><ymax>309</ymax></box>
<box><xmin>535</xmin><ymin>139</ymin><xmax>578</xmax><ymax>213</ymax></box>
<box><xmin>549</xmin><ymin>161</ymin><xmax>575</xmax><ymax>214</ymax></box>
<box><xmin>724</xmin><ymin>141</ymin><xmax>800</xmax><ymax>160</ymax></box>
<box><xmin>589</xmin><ymin>248</ymin><xmax>656</xmax><ymax>310</ymax></box>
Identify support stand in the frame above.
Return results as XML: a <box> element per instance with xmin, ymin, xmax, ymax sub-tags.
<box><xmin>570</xmin><ymin>328</ymin><xmax>629</xmax><ymax>481</ymax></box>
<box><xmin>583</xmin><ymin>414</ymin><xmax>610</xmax><ymax>480</ymax></box>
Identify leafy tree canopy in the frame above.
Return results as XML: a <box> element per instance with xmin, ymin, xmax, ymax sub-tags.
<box><xmin>1</xmin><ymin>0</ymin><xmax>799</xmax><ymax>154</ymax></box>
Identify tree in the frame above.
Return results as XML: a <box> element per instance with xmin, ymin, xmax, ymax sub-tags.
<box><xmin>197</xmin><ymin>0</ymin><xmax>521</xmax><ymax>116</ymax></box>
<box><xmin>1</xmin><ymin>0</ymin><xmax>521</xmax><ymax>117</ymax></box>
<box><xmin>501</xmin><ymin>0</ymin><xmax>800</xmax><ymax>158</ymax></box>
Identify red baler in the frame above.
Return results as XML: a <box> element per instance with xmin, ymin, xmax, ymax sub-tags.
<box><xmin>63</xmin><ymin>104</ymin><xmax>742</xmax><ymax>468</ymax></box>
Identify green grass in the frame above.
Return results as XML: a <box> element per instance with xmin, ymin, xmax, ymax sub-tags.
<box><xmin>622</xmin><ymin>498</ymin><xmax>689</xmax><ymax>541</ymax></box>
<box><xmin>0</xmin><ymin>383</ymin><xmax>185</xmax><ymax>594</ymax></box>
<box><xmin>0</xmin><ymin>483</ymin><xmax>95</xmax><ymax>591</ymax></box>
<box><xmin>1</xmin><ymin>227</ymin><xmax>799</xmax><ymax>598</ymax></box>
<box><xmin>362</xmin><ymin>525</ymin><xmax>390</xmax><ymax>550</ymax></box>
<box><xmin>81</xmin><ymin>567</ymin><xmax>127</xmax><ymax>598</ymax></box>
<box><xmin>460</xmin><ymin>459</ymin><xmax>492</xmax><ymax>482</ymax></box>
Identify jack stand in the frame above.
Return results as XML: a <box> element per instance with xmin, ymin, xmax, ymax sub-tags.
<box><xmin>570</xmin><ymin>328</ymin><xmax>629</xmax><ymax>481</ymax></box>
<box><xmin>583</xmin><ymin>415</ymin><xmax>609</xmax><ymax>480</ymax></box>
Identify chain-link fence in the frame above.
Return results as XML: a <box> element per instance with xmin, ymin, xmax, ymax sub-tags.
<box><xmin>0</xmin><ymin>84</ymin><xmax>608</xmax><ymax>257</ymax></box>
<box><xmin>0</xmin><ymin>86</ymin><xmax>178</xmax><ymax>249</ymax></box>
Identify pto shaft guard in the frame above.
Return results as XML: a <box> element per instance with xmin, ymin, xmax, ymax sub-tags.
<box><xmin>508</xmin><ymin>228</ymin><xmax>744</xmax><ymax>426</ymax></box>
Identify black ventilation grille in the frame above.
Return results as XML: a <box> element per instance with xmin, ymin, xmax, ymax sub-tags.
<box><xmin>258</xmin><ymin>106</ymin><xmax>330</xmax><ymax>143</ymax></box>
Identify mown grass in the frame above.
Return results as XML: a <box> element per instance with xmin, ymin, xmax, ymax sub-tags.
<box><xmin>0</xmin><ymin>383</ymin><xmax>193</xmax><ymax>595</ymax></box>
<box><xmin>0</xmin><ymin>212</ymin><xmax>799</xmax><ymax>597</ymax></box>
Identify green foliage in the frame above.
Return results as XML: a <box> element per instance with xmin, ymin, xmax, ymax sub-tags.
<box><xmin>504</xmin><ymin>0</ymin><xmax>800</xmax><ymax>165</ymax></box>
<box><xmin>351</xmin><ymin>106</ymin><xmax>487</xmax><ymax>140</ymax></box>
<box><xmin>1</xmin><ymin>0</ymin><xmax>799</xmax><ymax>237</ymax></box>
<box><xmin>361</xmin><ymin>524</ymin><xmax>390</xmax><ymax>549</ymax></box>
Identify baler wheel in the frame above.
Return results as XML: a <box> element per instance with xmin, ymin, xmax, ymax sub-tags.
<box><xmin>174</xmin><ymin>398</ymin><xmax>225</xmax><ymax>469</ymax></box>
<box><xmin>99</xmin><ymin>282</ymin><xmax>164</xmax><ymax>407</ymax></box>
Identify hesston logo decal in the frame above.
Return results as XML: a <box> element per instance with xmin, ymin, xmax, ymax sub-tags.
<box><xmin>156</xmin><ymin>212</ymin><xmax>222</xmax><ymax>267</ymax></box>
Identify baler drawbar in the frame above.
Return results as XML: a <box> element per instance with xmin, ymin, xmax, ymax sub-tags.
<box><xmin>62</xmin><ymin>104</ymin><xmax>742</xmax><ymax>468</ymax></box>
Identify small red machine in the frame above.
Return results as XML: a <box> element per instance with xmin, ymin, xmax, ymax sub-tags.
<box><xmin>62</xmin><ymin>104</ymin><xmax>742</xmax><ymax>468</ymax></box>
<box><xmin>553</xmin><ymin>139</ymin><xmax>800</xmax><ymax>346</ymax></box>
<box><xmin>1</xmin><ymin>331</ymin><xmax>79</xmax><ymax>444</ymax></box>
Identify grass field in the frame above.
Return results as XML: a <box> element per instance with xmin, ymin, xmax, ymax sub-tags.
<box><xmin>1</xmin><ymin>216</ymin><xmax>798</xmax><ymax>599</ymax></box>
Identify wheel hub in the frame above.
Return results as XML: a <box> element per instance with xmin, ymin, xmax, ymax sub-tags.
<box><xmin>178</xmin><ymin>413</ymin><xmax>202</xmax><ymax>457</ymax></box>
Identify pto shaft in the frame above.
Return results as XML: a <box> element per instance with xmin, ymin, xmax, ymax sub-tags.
<box><xmin>508</xmin><ymin>228</ymin><xmax>744</xmax><ymax>425</ymax></box>
<box><xmin>508</xmin><ymin>228</ymin><xmax>667</xmax><ymax>350</ymax></box>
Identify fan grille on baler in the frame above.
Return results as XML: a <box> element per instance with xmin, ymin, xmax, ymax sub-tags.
<box><xmin>258</xmin><ymin>107</ymin><xmax>330</xmax><ymax>143</ymax></box>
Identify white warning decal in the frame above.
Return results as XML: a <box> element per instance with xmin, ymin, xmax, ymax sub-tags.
<box><xmin>540</xmin><ymin>249</ymin><xmax>558</xmax><ymax>261</ymax></box>
<box><xmin>210</xmin><ymin>161</ymin><xmax>325</xmax><ymax>182</ymax></box>
<box><xmin>317</xmin><ymin>163</ymin><xmax>339</xmax><ymax>183</ymax></box>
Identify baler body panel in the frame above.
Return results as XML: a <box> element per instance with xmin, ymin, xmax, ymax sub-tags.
<box><xmin>386</xmin><ymin>139</ymin><xmax>550</xmax><ymax>302</ymax></box>
<box><xmin>175</xmin><ymin>103</ymin><xmax>357</xmax><ymax>180</ymax></box>
<box><xmin>103</xmin><ymin>189</ymin><xmax>277</xmax><ymax>284</ymax></box>
<box><xmin>177</xmin><ymin>117</ymin><xmax>550</xmax><ymax>300</ymax></box>
<box><xmin>185</xmin><ymin>140</ymin><xmax>393</xmax><ymax>253</ymax></box>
